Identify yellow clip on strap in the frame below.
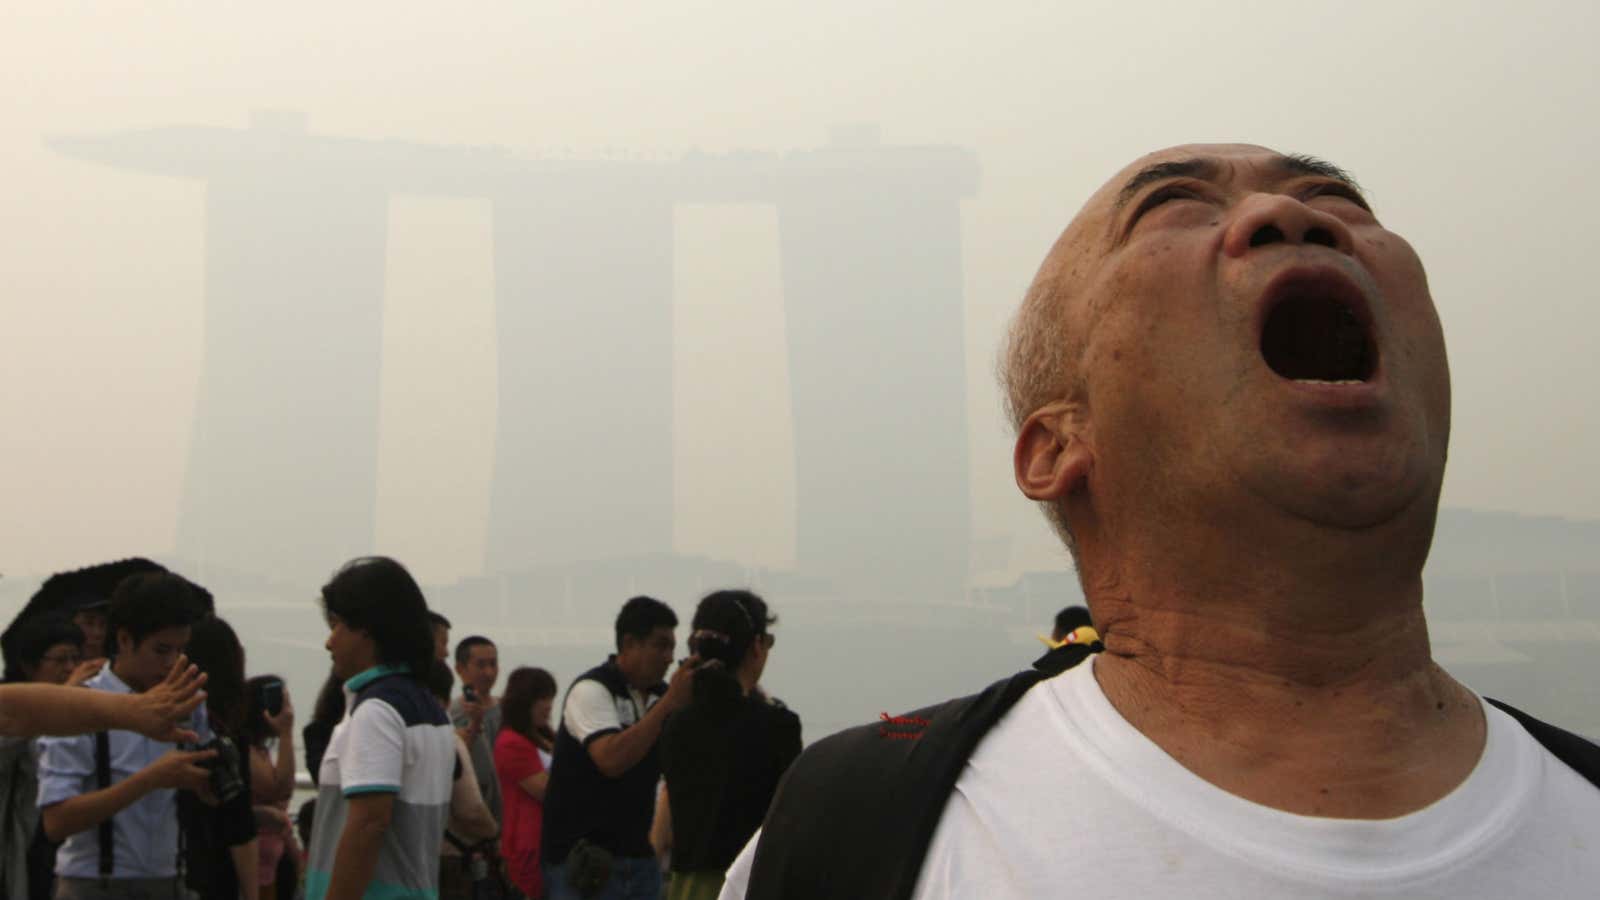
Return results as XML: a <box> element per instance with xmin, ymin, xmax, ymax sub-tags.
<box><xmin>1037</xmin><ymin>625</ymin><xmax>1101</xmax><ymax>650</ymax></box>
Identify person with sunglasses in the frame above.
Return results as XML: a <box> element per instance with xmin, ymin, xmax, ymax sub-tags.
<box><xmin>658</xmin><ymin>592</ymin><xmax>799</xmax><ymax>900</ymax></box>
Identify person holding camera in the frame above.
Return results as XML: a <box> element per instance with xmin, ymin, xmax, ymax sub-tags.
<box><xmin>36</xmin><ymin>571</ymin><xmax>224</xmax><ymax>900</ymax></box>
<box><xmin>658</xmin><ymin>592</ymin><xmax>799</xmax><ymax>900</ymax></box>
<box><xmin>179</xmin><ymin>615</ymin><xmax>261</xmax><ymax>900</ymax></box>
<box><xmin>450</xmin><ymin>636</ymin><xmax>503</xmax><ymax>828</ymax></box>
<box><xmin>243</xmin><ymin>675</ymin><xmax>299</xmax><ymax>900</ymax></box>
<box><xmin>541</xmin><ymin>596</ymin><xmax>696</xmax><ymax>900</ymax></box>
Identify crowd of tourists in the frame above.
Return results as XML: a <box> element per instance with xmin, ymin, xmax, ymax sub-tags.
<box><xmin>0</xmin><ymin>557</ymin><xmax>797</xmax><ymax>900</ymax></box>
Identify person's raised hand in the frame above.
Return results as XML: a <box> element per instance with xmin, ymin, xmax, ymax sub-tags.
<box><xmin>127</xmin><ymin>655</ymin><xmax>208</xmax><ymax>743</ymax></box>
<box><xmin>265</xmin><ymin>688</ymin><xmax>296</xmax><ymax>736</ymax></box>
<box><xmin>66</xmin><ymin>658</ymin><xmax>106</xmax><ymax>687</ymax></box>
<box><xmin>145</xmin><ymin>747</ymin><xmax>217</xmax><ymax>793</ymax></box>
<box><xmin>662</xmin><ymin>656</ymin><xmax>708</xmax><ymax>713</ymax></box>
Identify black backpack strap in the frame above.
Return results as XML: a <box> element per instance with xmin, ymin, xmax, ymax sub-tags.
<box><xmin>1034</xmin><ymin>640</ymin><xmax>1103</xmax><ymax>677</ymax></box>
<box><xmin>443</xmin><ymin>829</ymin><xmax>474</xmax><ymax>855</ymax></box>
<box><xmin>1485</xmin><ymin>697</ymin><xmax>1600</xmax><ymax>790</ymax></box>
<box><xmin>746</xmin><ymin>643</ymin><xmax>1097</xmax><ymax>900</ymax></box>
<box><xmin>94</xmin><ymin>730</ymin><xmax>113</xmax><ymax>883</ymax></box>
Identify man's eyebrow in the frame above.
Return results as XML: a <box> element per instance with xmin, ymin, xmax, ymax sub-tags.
<box><xmin>1113</xmin><ymin>158</ymin><xmax>1220</xmax><ymax>214</ymax></box>
<box><xmin>1277</xmin><ymin>153</ymin><xmax>1364</xmax><ymax>193</ymax></box>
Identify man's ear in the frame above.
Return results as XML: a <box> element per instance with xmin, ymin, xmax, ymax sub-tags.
<box><xmin>1013</xmin><ymin>402</ymin><xmax>1092</xmax><ymax>502</ymax></box>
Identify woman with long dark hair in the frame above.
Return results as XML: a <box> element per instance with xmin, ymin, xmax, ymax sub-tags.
<box><xmin>495</xmin><ymin>666</ymin><xmax>558</xmax><ymax>898</ymax></box>
<box><xmin>181</xmin><ymin>614</ymin><xmax>261</xmax><ymax>899</ymax></box>
<box><xmin>303</xmin><ymin>556</ymin><xmax>456</xmax><ymax>900</ymax></box>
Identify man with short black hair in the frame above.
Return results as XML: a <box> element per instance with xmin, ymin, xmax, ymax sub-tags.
<box><xmin>427</xmin><ymin>612</ymin><xmax>451</xmax><ymax>663</ymax></box>
<box><xmin>37</xmin><ymin>572</ymin><xmax>219</xmax><ymax>899</ymax></box>
<box><xmin>542</xmin><ymin>596</ymin><xmax>698</xmax><ymax>900</ymax></box>
<box><xmin>448</xmin><ymin>636</ymin><xmax>502</xmax><ymax>825</ymax></box>
<box><xmin>1</xmin><ymin>649</ymin><xmax>205</xmax><ymax>900</ymax></box>
<box><xmin>4</xmin><ymin>616</ymin><xmax>86</xmax><ymax>687</ymax></box>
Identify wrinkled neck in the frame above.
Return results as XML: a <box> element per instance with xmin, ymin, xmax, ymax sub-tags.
<box><xmin>1077</xmin><ymin>529</ymin><xmax>1484</xmax><ymax>818</ymax></box>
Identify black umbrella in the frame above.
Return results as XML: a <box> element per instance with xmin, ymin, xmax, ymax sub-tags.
<box><xmin>0</xmin><ymin>557</ymin><xmax>184</xmax><ymax>654</ymax></box>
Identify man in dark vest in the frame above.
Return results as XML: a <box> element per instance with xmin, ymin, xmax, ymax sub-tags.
<box><xmin>718</xmin><ymin>144</ymin><xmax>1600</xmax><ymax>899</ymax></box>
<box><xmin>543</xmin><ymin>595</ymin><xmax>697</xmax><ymax>900</ymax></box>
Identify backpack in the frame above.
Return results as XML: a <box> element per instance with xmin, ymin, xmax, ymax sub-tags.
<box><xmin>744</xmin><ymin>643</ymin><xmax>1600</xmax><ymax>900</ymax></box>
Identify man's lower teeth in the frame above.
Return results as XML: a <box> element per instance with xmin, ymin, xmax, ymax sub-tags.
<box><xmin>1294</xmin><ymin>378</ymin><xmax>1363</xmax><ymax>385</ymax></box>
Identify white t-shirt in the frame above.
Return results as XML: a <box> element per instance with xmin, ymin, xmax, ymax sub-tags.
<box><xmin>720</xmin><ymin>658</ymin><xmax>1600</xmax><ymax>899</ymax></box>
<box><xmin>563</xmin><ymin>677</ymin><xmax>657</xmax><ymax>744</ymax></box>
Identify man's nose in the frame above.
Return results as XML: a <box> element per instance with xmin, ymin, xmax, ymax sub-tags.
<box><xmin>1221</xmin><ymin>193</ymin><xmax>1355</xmax><ymax>259</ymax></box>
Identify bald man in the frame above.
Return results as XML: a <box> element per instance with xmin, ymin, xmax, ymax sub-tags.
<box><xmin>718</xmin><ymin>145</ymin><xmax>1600</xmax><ymax>900</ymax></box>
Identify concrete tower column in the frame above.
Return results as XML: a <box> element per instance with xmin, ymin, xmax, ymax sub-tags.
<box><xmin>486</xmin><ymin>173</ymin><xmax>677</xmax><ymax>572</ymax></box>
<box><xmin>177</xmin><ymin>169</ymin><xmax>389</xmax><ymax>583</ymax></box>
<box><xmin>776</xmin><ymin>157</ymin><xmax>974</xmax><ymax>603</ymax></box>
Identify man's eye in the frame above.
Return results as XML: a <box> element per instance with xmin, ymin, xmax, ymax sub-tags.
<box><xmin>1305</xmin><ymin>183</ymin><xmax>1372</xmax><ymax>212</ymax></box>
<box><xmin>1132</xmin><ymin>185</ymin><xmax>1200</xmax><ymax>222</ymax></box>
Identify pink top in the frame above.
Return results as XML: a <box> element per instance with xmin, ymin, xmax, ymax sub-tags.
<box><xmin>251</xmin><ymin>744</ymin><xmax>295</xmax><ymax>886</ymax></box>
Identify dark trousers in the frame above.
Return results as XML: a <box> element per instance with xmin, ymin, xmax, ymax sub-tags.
<box><xmin>440</xmin><ymin>855</ymin><xmax>473</xmax><ymax>900</ymax></box>
<box><xmin>544</xmin><ymin>856</ymin><xmax>660</xmax><ymax>900</ymax></box>
<box><xmin>54</xmin><ymin>876</ymin><xmax>186</xmax><ymax>900</ymax></box>
<box><xmin>28</xmin><ymin>824</ymin><xmax>59</xmax><ymax>900</ymax></box>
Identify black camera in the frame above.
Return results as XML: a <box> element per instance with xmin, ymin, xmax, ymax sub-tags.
<box><xmin>689</xmin><ymin>631</ymin><xmax>741</xmax><ymax>669</ymax></box>
<box><xmin>188</xmin><ymin>735</ymin><xmax>246</xmax><ymax>805</ymax></box>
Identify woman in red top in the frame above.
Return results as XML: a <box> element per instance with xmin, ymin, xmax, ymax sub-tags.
<box><xmin>495</xmin><ymin>667</ymin><xmax>558</xmax><ymax>899</ymax></box>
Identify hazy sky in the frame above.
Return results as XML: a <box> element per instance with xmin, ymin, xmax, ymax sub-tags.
<box><xmin>3</xmin><ymin>1</ymin><xmax>1597</xmax><ymax>586</ymax></box>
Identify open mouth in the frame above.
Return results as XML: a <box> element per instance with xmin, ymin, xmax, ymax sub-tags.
<box><xmin>1259</xmin><ymin>279</ymin><xmax>1377</xmax><ymax>383</ymax></box>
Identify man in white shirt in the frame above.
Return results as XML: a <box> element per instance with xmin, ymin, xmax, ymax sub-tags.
<box><xmin>37</xmin><ymin>573</ymin><xmax>219</xmax><ymax>900</ymax></box>
<box><xmin>720</xmin><ymin>144</ymin><xmax>1600</xmax><ymax>899</ymax></box>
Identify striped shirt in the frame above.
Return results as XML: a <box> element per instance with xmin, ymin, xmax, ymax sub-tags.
<box><xmin>305</xmin><ymin>665</ymin><xmax>454</xmax><ymax>900</ymax></box>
